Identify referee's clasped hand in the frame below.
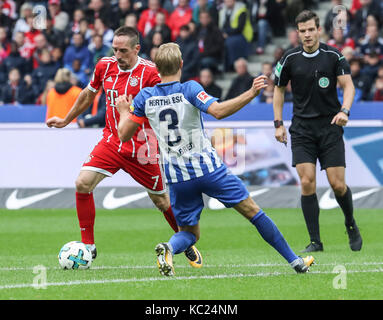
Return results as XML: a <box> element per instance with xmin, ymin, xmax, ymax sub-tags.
<box><xmin>331</xmin><ymin>112</ymin><xmax>348</xmax><ymax>127</ymax></box>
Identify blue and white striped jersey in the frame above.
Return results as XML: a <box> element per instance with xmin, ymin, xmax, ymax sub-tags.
<box><xmin>132</xmin><ymin>80</ymin><xmax>224</xmax><ymax>184</ymax></box>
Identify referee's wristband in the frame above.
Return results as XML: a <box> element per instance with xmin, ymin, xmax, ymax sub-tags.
<box><xmin>274</xmin><ymin>120</ymin><xmax>284</xmax><ymax>128</ymax></box>
<box><xmin>340</xmin><ymin>108</ymin><xmax>350</xmax><ymax>117</ymax></box>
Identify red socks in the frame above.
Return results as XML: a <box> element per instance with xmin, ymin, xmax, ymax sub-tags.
<box><xmin>76</xmin><ymin>192</ymin><xmax>178</xmax><ymax>243</ymax></box>
<box><xmin>76</xmin><ymin>192</ymin><xmax>96</xmax><ymax>244</ymax></box>
<box><xmin>163</xmin><ymin>206</ymin><xmax>179</xmax><ymax>233</ymax></box>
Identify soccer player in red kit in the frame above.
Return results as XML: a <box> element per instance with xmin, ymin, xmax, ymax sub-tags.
<box><xmin>46</xmin><ymin>26</ymin><xmax>202</xmax><ymax>268</ymax></box>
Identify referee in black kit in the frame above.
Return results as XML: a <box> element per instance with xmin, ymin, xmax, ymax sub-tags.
<box><xmin>272</xmin><ymin>10</ymin><xmax>362</xmax><ymax>252</ymax></box>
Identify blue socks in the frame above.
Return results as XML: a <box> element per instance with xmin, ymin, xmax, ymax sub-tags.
<box><xmin>250</xmin><ymin>210</ymin><xmax>298</xmax><ymax>263</ymax></box>
<box><xmin>168</xmin><ymin>231</ymin><xmax>196</xmax><ymax>255</ymax></box>
<box><xmin>166</xmin><ymin>210</ymin><xmax>298</xmax><ymax>265</ymax></box>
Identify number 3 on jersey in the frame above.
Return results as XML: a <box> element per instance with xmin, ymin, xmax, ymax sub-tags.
<box><xmin>159</xmin><ymin>109</ymin><xmax>182</xmax><ymax>146</ymax></box>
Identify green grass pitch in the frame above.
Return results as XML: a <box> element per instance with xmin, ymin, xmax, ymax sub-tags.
<box><xmin>0</xmin><ymin>207</ymin><xmax>382</xmax><ymax>300</ymax></box>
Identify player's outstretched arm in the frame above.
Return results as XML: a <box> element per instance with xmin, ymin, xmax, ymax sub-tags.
<box><xmin>273</xmin><ymin>85</ymin><xmax>287</xmax><ymax>144</ymax></box>
<box><xmin>46</xmin><ymin>88</ymin><xmax>98</xmax><ymax>128</ymax></box>
<box><xmin>116</xmin><ymin>95</ymin><xmax>140</xmax><ymax>142</ymax></box>
<box><xmin>207</xmin><ymin>75</ymin><xmax>268</xmax><ymax>120</ymax></box>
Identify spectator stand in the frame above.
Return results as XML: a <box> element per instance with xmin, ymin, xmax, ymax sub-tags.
<box><xmin>0</xmin><ymin>0</ymin><xmax>381</xmax><ymax>118</ymax></box>
<box><xmin>215</xmin><ymin>0</ymin><xmax>355</xmax><ymax>99</ymax></box>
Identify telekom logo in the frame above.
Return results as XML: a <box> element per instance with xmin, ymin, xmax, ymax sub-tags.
<box><xmin>106</xmin><ymin>89</ymin><xmax>119</xmax><ymax>107</ymax></box>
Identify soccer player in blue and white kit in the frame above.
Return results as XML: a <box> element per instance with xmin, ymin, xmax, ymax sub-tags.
<box><xmin>116</xmin><ymin>43</ymin><xmax>315</xmax><ymax>276</ymax></box>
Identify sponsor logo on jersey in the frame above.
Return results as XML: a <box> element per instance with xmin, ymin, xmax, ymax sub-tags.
<box><xmin>319</xmin><ymin>77</ymin><xmax>330</xmax><ymax>88</ymax></box>
<box><xmin>106</xmin><ymin>89</ymin><xmax>118</xmax><ymax>107</ymax></box>
<box><xmin>197</xmin><ymin>91</ymin><xmax>212</xmax><ymax>104</ymax></box>
<box><xmin>106</xmin><ymin>76</ymin><xmax>113</xmax><ymax>82</ymax></box>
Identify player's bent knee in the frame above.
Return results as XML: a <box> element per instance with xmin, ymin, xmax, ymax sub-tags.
<box><xmin>234</xmin><ymin>197</ymin><xmax>261</xmax><ymax>220</ymax></box>
<box><xmin>300</xmin><ymin>176</ymin><xmax>315</xmax><ymax>188</ymax></box>
<box><xmin>149</xmin><ymin>193</ymin><xmax>170</xmax><ymax>212</ymax></box>
<box><xmin>330</xmin><ymin>181</ymin><xmax>346</xmax><ymax>196</ymax></box>
<box><xmin>300</xmin><ymin>177</ymin><xmax>316</xmax><ymax>194</ymax></box>
<box><xmin>75</xmin><ymin>177</ymin><xmax>94</xmax><ymax>193</ymax></box>
<box><xmin>190</xmin><ymin>232</ymin><xmax>200</xmax><ymax>242</ymax></box>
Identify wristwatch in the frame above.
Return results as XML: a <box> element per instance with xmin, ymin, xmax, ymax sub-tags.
<box><xmin>340</xmin><ymin>108</ymin><xmax>350</xmax><ymax>117</ymax></box>
<box><xmin>274</xmin><ymin>120</ymin><xmax>284</xmax><ymax>128</ymax></box>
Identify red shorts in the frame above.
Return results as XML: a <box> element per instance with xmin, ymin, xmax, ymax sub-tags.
<box><xmin>82</xmin><ymin>139</ymin><xmax>166</xmax><ymax>194</ymax></box>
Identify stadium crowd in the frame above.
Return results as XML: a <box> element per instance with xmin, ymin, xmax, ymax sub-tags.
<box><xmin>0</xmin><ymin>0</ymin><xmax>382</xmax><ymax>119</ymax></box>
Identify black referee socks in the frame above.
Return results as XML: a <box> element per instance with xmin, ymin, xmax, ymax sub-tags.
<box><xmin>335</xmin><ymin>186</ymin><xmax>355</xmax><ymax>227</ymax></box>
<box><xmin>301</xmin><ymin>193</ymin><xmax>321</xmax><ymax>244</ymax></box>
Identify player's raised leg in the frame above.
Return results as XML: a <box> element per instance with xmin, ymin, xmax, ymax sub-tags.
<box><xmin>326</xmin><ymin>166</ymin><xmax>362</xmax><ymax>251</ymax></box>
<box><xmin>75</xmin><ymin>169</ymin><xmax>107</xmax><ymax>259</ymax></box>
<box><xmin>234</xmin><ymin>196</ymin><xmax>314</xmax><ymax>273</ymax></box>
<box><xmin>156</xmin><ymin>224</ymin><xmax>200</xmax><ymax>276</ymax></box>
<box><xmin>153</xmin><ymin>176</ymin><xmax>207</xmax><ymax>276</ymax></box>
<box><xmin>200</xmin><ymin>165</ymin><xmax>314</xmax><ymax>273</ymax></box>
<box><xmin>122</xmin><ymin>149</ymin><xmax>203</xmax><ymax>268</ymax></box>
<box><xmin>148</xmin><ymin>191</ymin><xmax>202</xmax><ymax>268</ymax></box>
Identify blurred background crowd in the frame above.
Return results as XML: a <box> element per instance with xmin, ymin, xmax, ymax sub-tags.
<box><xmin>0</xmin><ymin>0</ymin><xmax>382</xmax><ymax>126</ymax></box>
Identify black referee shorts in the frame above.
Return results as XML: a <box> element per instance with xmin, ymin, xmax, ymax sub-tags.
<box><xmin>289</xmin><ymin>116</ymin><xmax>346</xmax><ymax>170</ymax></box>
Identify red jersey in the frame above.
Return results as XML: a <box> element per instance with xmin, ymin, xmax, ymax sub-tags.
<box><xmin>327</xmin><ymin>38</ymin><xmax>355</xmax><ymax>52</ymax></box>
<box><xmin>87</xmin><ymin>56</ymin><xmax>161</xmax><ymax>157</ymax></box>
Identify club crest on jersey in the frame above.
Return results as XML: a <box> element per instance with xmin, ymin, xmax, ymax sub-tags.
<box><xmin>319</xmin><ymin>77</ymin><xmax>330</xmax><ymax>88</ymax></box>
<box><xmin>197</xmin><ymin>91</ymin><xmax>212</xmax><ymax>104</ymax></box>
<box><xmin>129</xmin><ymin>76</ymin><xmax>140</xmax><ymax>87</ymax></box>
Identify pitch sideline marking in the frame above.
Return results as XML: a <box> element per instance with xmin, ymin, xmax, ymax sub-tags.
<box><xmin>1</xmin><ymin>268</ymin><xmax>383</xmax><ymax>290</ymax></box>
<box><xmin>1</xmin><ymin>261</ymin><xmax>383</xmax><ymax>272</ymax></box>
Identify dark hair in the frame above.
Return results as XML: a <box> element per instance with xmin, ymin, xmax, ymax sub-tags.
<box><xmin>180</xmin><ymin>24</ymin><xmax>190</xmax><ymax>32</ymax></box>
<box><xmin>93</xmin><ymin>34</ymin><xmax>103</xmax><ymax>40</ymax></box>
<box><xmin>95</xmin><ymin>17</ymin><xmax>107</xmax><ymax>26</ymax></box>
<box><xmin>368</xmin><ymin>51</ymin><xmax>379</xmax><ymax>58</ymax></box>
<box><xmin>349</xmin><ymin>58</ymin><xmax>361</xmax><ymax>66</ymax></box>
<box><xmin>10</xmin><ymin>41</ymin><xmax>19</xmax><ymax>52</ymax></box>
<box><xmin>73</xmin><ymin>32</ymin><xmax>84</xmax><ymax>39</ymax></box>
<box><xmin>9</xmin><ymin>67</ymin><xmax>20</xmax><ymax>74</ymax></box>
<box><xmin>295</xmin><ymin>10</ymin><xmax>320</xmax><ymax>29</ymax></box>
<box><xmin>199</xmin><ymin>9</ymin><xmax>210</xmax><ymax>16</ymax></box>
<box><xmin>114</xmin><ymin>26</ymin><xmax>139</xmax><ymax>47</ymax></box>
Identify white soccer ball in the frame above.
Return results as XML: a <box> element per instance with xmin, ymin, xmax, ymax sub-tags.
<box><xmin>58</xmin><ymin>241</ymin><xmax>93</xmax><ymax>270</ymax></box>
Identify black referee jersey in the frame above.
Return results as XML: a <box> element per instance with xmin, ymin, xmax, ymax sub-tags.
<box><xmin>274</xmin><ymin>42</ymin><xmax>351</xmax><ymax>118</ymax></box>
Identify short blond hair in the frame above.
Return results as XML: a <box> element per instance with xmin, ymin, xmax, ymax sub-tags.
<box><xmin>154</xmin><ymin>43</ymin><xmax>182</xmax><ymax>77</ymax></box>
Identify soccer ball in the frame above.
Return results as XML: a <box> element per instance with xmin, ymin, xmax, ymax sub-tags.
<box><xmin>58</xmin><ymin>241</ymin><xmax>93</xmax><ymax>270</ymax></box>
